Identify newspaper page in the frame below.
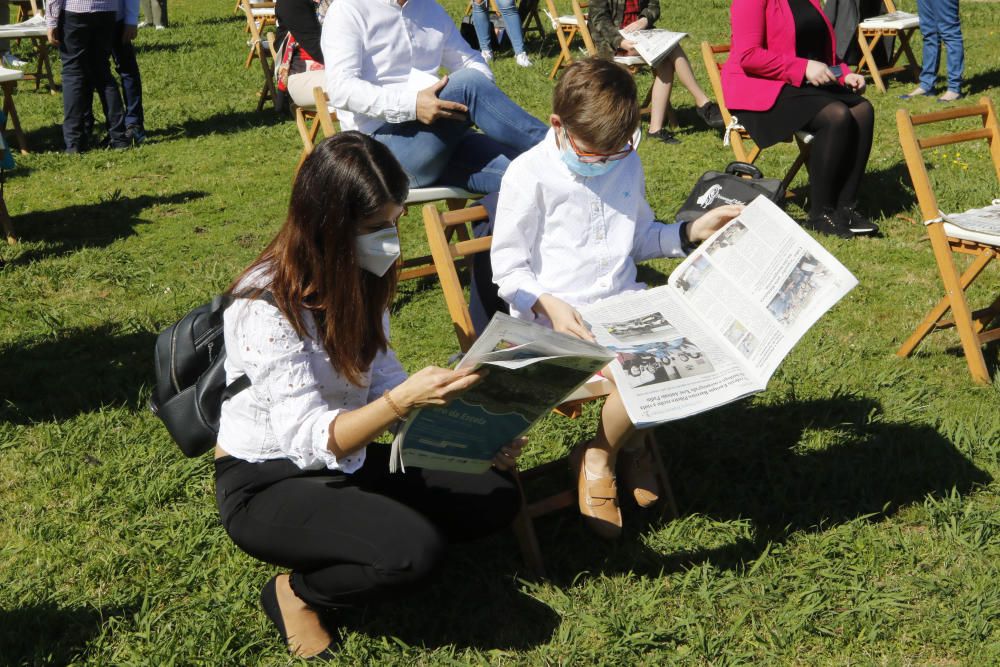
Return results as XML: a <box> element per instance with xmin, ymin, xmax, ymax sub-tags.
<box><xmin>391</xmin><ymin>314</ymin><xmax>613</xmax><ymax>473</ymax></box>
<box><xmin>619</xmin><ymin>29</ymin><xmax>686</xmax><ymax>66</ymax></box>
<box><xmin>942</xmin><ymin>201</ymin><xmax>1000</xmax><ymax>237</ymax></box>
<box><xmin>669</xmin><ymin>196</ymin><xmax>857</xmax><ymax>381</ymax></box>
<box><xmin>580</xmin><ymin>287</ymin><xmax>761</xmax><ymax>427</ymax></box>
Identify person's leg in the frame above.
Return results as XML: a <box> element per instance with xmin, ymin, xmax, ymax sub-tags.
<box><xmin>110</xmin><ymin>21</ymin><xmax>145</xmax><ymax>134</ymax></box>
<box><xmin>471</xmin><ymin>0</ymin><xmax>494</xmax><ymax>54</ymax></box>
<box><xmin>83</xmin><ymin>12</ymin><xmax>128</xmax><ymax>146</ymax></box>
<box><xmin>496</xmin><ymin>0</ymin><xmax>527</xmax><ymax>56</ymax></box>
<box><xmin>139</xmin><ymin>0</ymin><xmax>152</xmax><ymax>25</ymax></box>
<box><xmin>916</xmin><ymin>0</ymin><xmax>941</xmax><ymax>93</ymax></box>
<box><xmin>437</xmin><ymin>68</ymin><xmax>547</xmax><ymax>153</ymax></box>
<box><xmin>155</xmin><ymin>0</ymin><xmax>168</xmax><ymax>28</ymax></box>
<box><xmin>936</xmin><ymin>0</ymin><xmax>963</xmax><ymax>95</ymax></box>
<box><xmin>669</xmin><ymin>47</ymin><xmax>710</xmax><ymax>107</ymax></box>
<box><xmin>58</xmin><ymin>12</ymin><xmax>91</xmax><ymax>152</ymax></box>
<box><xmin>802</xmin><ymin>101</ymin><xmax>856</xmax><ymax>217</ymax></box>
<box><xmin>647</xmin><ymin>58</ymin><xmax>674</xmax><ymax>135</ymax></box>
<box><xmin>286</xmin><ymin>69</ymin><xmax>327</xmax><ymax>109</ymax></box>
<box><xmin>372</xmin><ymin>119</ymin><xmax>472</xmax><ymax>188</ymax></box>
<box><xmin>440</xmin><ymin>130</ymin><xmax>520</xmax><ymax>193</ymax></box>
<box><xmin>834</xmin><ymin>99</ymin><xmax>874</xmax><ymax>210</ymax></box>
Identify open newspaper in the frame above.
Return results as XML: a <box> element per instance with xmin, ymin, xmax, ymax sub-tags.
<box><xmin>390</xmin><ymin>315</ymin><xmax>614</xmax><ymax>473</ymax></box>
<box><xmin>619</xmin><ymin>29</ymin><xmax>686</xmax><ymax>67</ymax></box>
<box><xmin>859</xmin><ymin>10</ymin><xmax>919</xmax><ymax>29</ymax></box>
<box><xmin>578</xmin><ymin>196</ymin><xmax>858</xmax><ymax>427</ymax></box>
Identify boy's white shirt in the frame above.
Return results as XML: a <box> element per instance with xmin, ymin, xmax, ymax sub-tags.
<box><xmin>321</xmin><ymin>0</ymin><xmax>493</xmax><ymax>134</ymax></box>
<box><xmin>491</xmin><ymin>128</ymin><xmax>686</xmax><ymax>322</ymax></box>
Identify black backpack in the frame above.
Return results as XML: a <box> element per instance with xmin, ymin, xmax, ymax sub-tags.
<box><xmin>150</xmin><ymin>293</ymin><xmax>268</xmax><ymax>457</ymax></box>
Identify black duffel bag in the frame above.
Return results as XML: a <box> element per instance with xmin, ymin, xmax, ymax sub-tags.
<box><xmin>676</xmin><ymin>162</ymin><xmax>785</xmax><ymax>223</ymax></box>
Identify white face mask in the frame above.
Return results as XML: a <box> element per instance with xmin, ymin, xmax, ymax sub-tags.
<box><xmin>356</xmin><ymin>227</ymin><xmax>401</xmax><ymax>277</ymax></box>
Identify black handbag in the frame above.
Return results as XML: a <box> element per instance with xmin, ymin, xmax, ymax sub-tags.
<box><xmin>150</xmin><ymin>293</ymin><xmax>269</xmax><ymax>457</ymax></box>
<box><xmin>675</xmin><ymin>162</ymin><xmax>785</xmax><ymax>223</ymax></box>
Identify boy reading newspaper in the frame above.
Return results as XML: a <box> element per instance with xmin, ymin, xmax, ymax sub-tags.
<box><xmin>491</xmin><ymin>58</ymin><xmax>741</xmax><ymax>539</ymax></box>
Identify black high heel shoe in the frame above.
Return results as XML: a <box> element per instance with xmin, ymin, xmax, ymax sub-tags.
<box><xmin>260</xmin><ymin>575</ymin><xmax>338</xmax><ymax>661</ymax></box>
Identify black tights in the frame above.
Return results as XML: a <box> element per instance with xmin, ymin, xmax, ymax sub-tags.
<box><xmin>215</xmin><ymin>445</ymin><xmax>521</xmax><ymax>610</ymax></box>
<box><xmin>803</xmin><ymin>99</ymin><xmax>875</xmax><ymax>216</ymax></box>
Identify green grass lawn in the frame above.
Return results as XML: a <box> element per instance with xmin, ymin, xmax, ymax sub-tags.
<box><xmin>1</xmin><ymin>0</ymin><xmax>1000</xmax><ymax>664</ymax></box>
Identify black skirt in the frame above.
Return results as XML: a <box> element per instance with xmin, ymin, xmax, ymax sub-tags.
<box><xmin>730</xmin><ymin>84</ymin><xmax>867</xmax><ymax>149</ymax></box>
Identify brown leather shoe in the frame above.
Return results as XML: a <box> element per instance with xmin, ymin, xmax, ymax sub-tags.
<box><xmin>618</xmin><ymin>443</ymin><xmax>661</xmax><ymax>509</ymax></box>
<box><xmin>569</xmin><ymin>446</ymin><xmax>622</xmax><ymax>540</ymax></box>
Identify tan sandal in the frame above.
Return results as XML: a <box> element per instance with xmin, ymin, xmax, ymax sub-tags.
<box><xmin>618</xmin><ymin>444</ymin><xmax>661</xmax><ymax>509</ymax></box>
<box><xmin>569</xmin><ymin>446</ymin><xmax>622</xmax><ymax>539</ymax></box>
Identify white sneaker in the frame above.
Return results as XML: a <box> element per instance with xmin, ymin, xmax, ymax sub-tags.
<box><xmin>155</xmin><ymin>24</ymin><xmax>166</xmax><ymax>30</ymax></box>
<box><xmin>137</xmin><ymin>21</ymin><xmax>149</xmax><ymax>28</ymax></box>
<box><xmin>1</xmin><ymin>52</ymin><xmax>28</xmax><ymax>68</ymax></box>
<box><xmin>515</xmin><ymin>52</ymin><xmax>532</xmax><ymax>67</ymax></box>
<box><xmin>481</xmin><ymin>49</ymin><xmax>493</xmax><ymax>63</ymax></box>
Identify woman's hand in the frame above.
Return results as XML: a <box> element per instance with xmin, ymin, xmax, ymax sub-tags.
<box><xmin>619</xmin><ymin>39</ymin><xmax>639</xmax><ymax>56</ymax></box>
<box><xmin>533</xmin><ymin>294</ymin><xmax>595</xmax><ymax>341</ymax></box>
<box><xmin>621</xmin><ymin>17</ymin><xmax>649</xmax><ymax>33</ymax></box>
<box><xmin>844</xmin><ymin>72</ymin><xmax>866</xmax><ymax>92</ymax></box>
<box><xmin>390</xmin><ymin>366</ymin><xmax>484</xmax><ymax>412</ymax></box>
<box><xmin>688</xmin><ymin>204</ymin><xmax>744</xmax><ymax>243</ymax></box>
<box><xmin>492</xmin><ymin>437</ymin><xmax>525</xmax><ymax>471</ymax></box>
<box><xmin>804</xmin><ymin>60</ymin><xmax>837</xmax><ymax>86</ymax></box>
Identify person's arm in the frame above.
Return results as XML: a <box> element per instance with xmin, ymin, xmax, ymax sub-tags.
<box><xmin>46</xmin><ymin>0</ymin><xmax>65</xmax><ymax>38</ymax></box>
<box><xmin>631</xmin><ymin>175</ymin><xmax>686</xmax><ymax>262</ymax></box>
<box><xmin>730</xmin><ymin>0</ymin><xmax>809</xmax><ymax>86</ymax></box>
<box><xmin>639</xmin><ymin>0</ymin><xmax>660</xmax><ymax>27</ymax></box>
<box><xmin>278</xmin><ymin>0</ymin><xmax>325</xmax><ymax>64</ymax></box>
<box><xmin>587</xmin><ymin>0</ymin><xmax>624</xmax><ymax>52</ymax></box>
<box><xmin>490</xmin><ymin>167</ymin><xmax>548</xmax><ymax>320</ymax></box>
<box><xmin>322</xmin><ymin>3</ymin><xmax>419</xmax><ymax>124</ymax></box>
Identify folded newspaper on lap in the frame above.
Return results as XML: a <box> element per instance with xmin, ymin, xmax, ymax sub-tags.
<box><xmin>578</xmin><ymin>196</ymin><xmax>858</xmax><ymax>428</ymax></box>
<box><xmin>390</xmin><ymin>315</ymin><xmax>614</xmax><ymax>473</ymax></box>
<box><xmin>619</xmin><ymin>29</ymin><xmax>686</xmax><ymax>67</ymax></box>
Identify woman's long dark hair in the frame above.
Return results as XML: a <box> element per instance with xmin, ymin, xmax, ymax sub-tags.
<box><xmin>230</xmin><ymin>132</ymin><xmax>410</xmax><ymax>385</ymax></box>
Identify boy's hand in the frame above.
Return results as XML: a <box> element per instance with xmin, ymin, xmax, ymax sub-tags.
<box><xmin>534</xmin><ymin>294</ymin><xmax>595</xmax><ymax>341</ymax></box>
<box><xmin>688</xmin><ymin>204</ymin><xmax>744</xmax><ymax>243</ymax></box>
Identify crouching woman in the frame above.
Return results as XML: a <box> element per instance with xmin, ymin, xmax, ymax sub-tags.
<box><xmin>214</xmin><ymin>132</ymin><xmax>522</xmax><ymax>659</ymax></box>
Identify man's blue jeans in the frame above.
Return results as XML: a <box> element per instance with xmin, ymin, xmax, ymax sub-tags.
<box><xmin>371</xmin><ymin>69</ymin><xmax>547</xmax><ymax>194</ymax></box>
<box><xmin>472</xmin><ymin>0</ymin><xmax>526</xmax><ymax>55</ymax></box>
<box><xmin>917</xmin><ymin>0</ymin><xmax>964</xmax><ymax>93</ymax></box>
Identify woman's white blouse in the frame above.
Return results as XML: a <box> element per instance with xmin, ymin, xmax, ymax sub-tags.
<box><xmin>216</xmin><ymin>298</ymin><xmax>408</xmax><ymax>472</ymax></box>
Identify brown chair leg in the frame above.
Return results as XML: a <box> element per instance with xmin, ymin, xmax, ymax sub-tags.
<box><xmin>1</xmin><ymin>193</ymin><xmax>15</xmax><ymax>244</ymax></box>
<box><xmin>510</xmin><ymin>470</ymin><xmax>547</xmax><ymax>579</ymax></box>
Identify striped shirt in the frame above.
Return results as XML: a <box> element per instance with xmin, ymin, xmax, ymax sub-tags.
<box><xmin>46</xmin><ymin>0</ymin><xmax>140</xmax><ymax>28</ymax></box>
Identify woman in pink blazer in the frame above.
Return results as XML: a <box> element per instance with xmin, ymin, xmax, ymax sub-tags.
<box><xmin>722</xmin><ymin>0</ymin><xmax>877</xmax><ymax>238</ymax></box>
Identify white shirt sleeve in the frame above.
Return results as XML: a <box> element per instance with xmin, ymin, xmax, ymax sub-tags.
<box><xmin>440</xmin><ymin>17</ymin><xmax>495</xmax><ymax>81</ymax></box>
<box><xmin>232</xmin><ymin>300</ymin><xmax>346</xmax><ymax>471</ymax></box>
<box><xmin>491</xmin><ymin>168</ymin><xmax>548</xmax><ymax>317</ymax></box>
<box><xmin>366</xmin><ymin>314</ymin><xmax>409</xmax><ymax>402</ymax></box>
<box><xmin>631</xmin><ymin>181</ymin><xmax>686</xmax><ymax>262</ymax></box>
<box><xmin>322</xmin><ymin>3</ymin><xmax>419</xmax><ymax>124</ymax></box>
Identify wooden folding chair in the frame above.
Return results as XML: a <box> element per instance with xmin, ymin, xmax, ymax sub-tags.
<box><xmin>895</xmin><ymin>97</ymin><xmax>1000</xmax><ymax>385</ymax></box>
<box><xmin>423</xmin><ymin>203</ymin><xmax>679</xmax><ymax>577</ymax></box>
<box><xmin>0</xmin><ymin>68</ymin><xmax>27</xmax><ymax>154</ymax></box>
<box><xmin>701</xmin><ymin>41</ymin><xmax>812</xmax><ymax>197</ymax></box>
<box><xmin>239</xmin><ymin>0</ymin><xmax>276</xmax><ymax>111</ymax></box>
<box><xmin>307</xmin><ymin>88</ymin><xmax>479</xmax><ymax>281</ymax></box>
<box><xmin>11</xmin><ymin>0</ymin><xmax>40</xmax><ymax>21</ymax></box>
<box><xmin>542</xmin><ymin>0</ymin><xmax>584</xmax><ymax>79</ymax></box>
<box><xmin>293</xmin><ymin>104</ymin><xmax>320</xmax><ymax>172</ymax></box>
<box><xmin>856</xmin><ymin>0</ymin><xmax>920</xmax><ymax>94</ymax></box>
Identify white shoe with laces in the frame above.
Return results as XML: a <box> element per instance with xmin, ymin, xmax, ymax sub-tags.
<box><xmin>515</xmin><ymin>52</ymin><xmax>532</xmax><ymax>67</ymax></box>
<box><xmin>481</xmin><ymin>49</ymin><xmax>493</xmax><ymax>63</ymax></box>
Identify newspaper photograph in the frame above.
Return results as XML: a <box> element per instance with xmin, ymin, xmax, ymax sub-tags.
<box><xmin>391</xmin><ymin>314</ymin><xmax>613</xmax><ymax>473</ymax></box>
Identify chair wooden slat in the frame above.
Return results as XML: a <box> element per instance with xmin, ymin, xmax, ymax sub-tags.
<box><xmin>917</xmin><ymin>128</ymin><xmax>994</xmax><ymax>150</ymax></box>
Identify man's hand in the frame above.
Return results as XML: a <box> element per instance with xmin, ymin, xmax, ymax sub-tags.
<box><xmin>122</xmin><ymin>24</ymin><xmax>138</xmax><ymax>43</ymax></box>
<box><xmin>621</xmin><ymin>17</ymin><xmax>648</xmax><ymax>33</ymax></box>
<box><xmin>533</xmin><ymin>294</ymin><xmax>594</xmax><ymax>341</ymax></box>
<box><xmin>47</xmin><ymin>27</ymin><xmax>59</xmax><ymax>46</ymax></box>
<box><xmin>688</xmin><ymin>204</ymin><xmax>744</xmax><ymax>243</ymax></box>
<box><xmin>844</xmin><ymin>72</ymin><xmax>866</xmax><ymax>92</ymax></box>
<box><xmin>415</xmin><ymin>76</ymin><xmax>469</xmax><ymax>125</ymax></box>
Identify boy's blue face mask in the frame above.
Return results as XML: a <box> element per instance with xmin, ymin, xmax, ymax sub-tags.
<box><xmin>558</xmin><ymin>129</ymin><xmax>629</xmax><ymax>178</ymax></box>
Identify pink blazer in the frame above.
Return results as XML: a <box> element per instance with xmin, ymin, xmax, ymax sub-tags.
<box><xmin>721</xmin><ymin>0</ymin><xmax>850</xmax><ymax>112</ymax></box>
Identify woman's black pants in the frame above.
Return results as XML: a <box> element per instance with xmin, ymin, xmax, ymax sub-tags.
<box><xmin>215</xmin><ymin>445</ymin><xmax>521</xmax><ymax>610</ymax></box>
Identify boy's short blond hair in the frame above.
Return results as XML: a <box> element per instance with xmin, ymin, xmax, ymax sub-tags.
<box><xmin>552</xmin><ymin>58</ymin><xmax>639</xmax><ymax>154</ymax></box>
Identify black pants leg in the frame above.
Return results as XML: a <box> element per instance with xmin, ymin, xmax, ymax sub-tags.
<box><xmin>215</xmin><ymin>445</ymin><xmax>521</xmax><ymax>610</ymax></box>
<box><xmin>58</xmin><ymin>11</ymin><xmax>126</xmax><ymax>152</ymax></box>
